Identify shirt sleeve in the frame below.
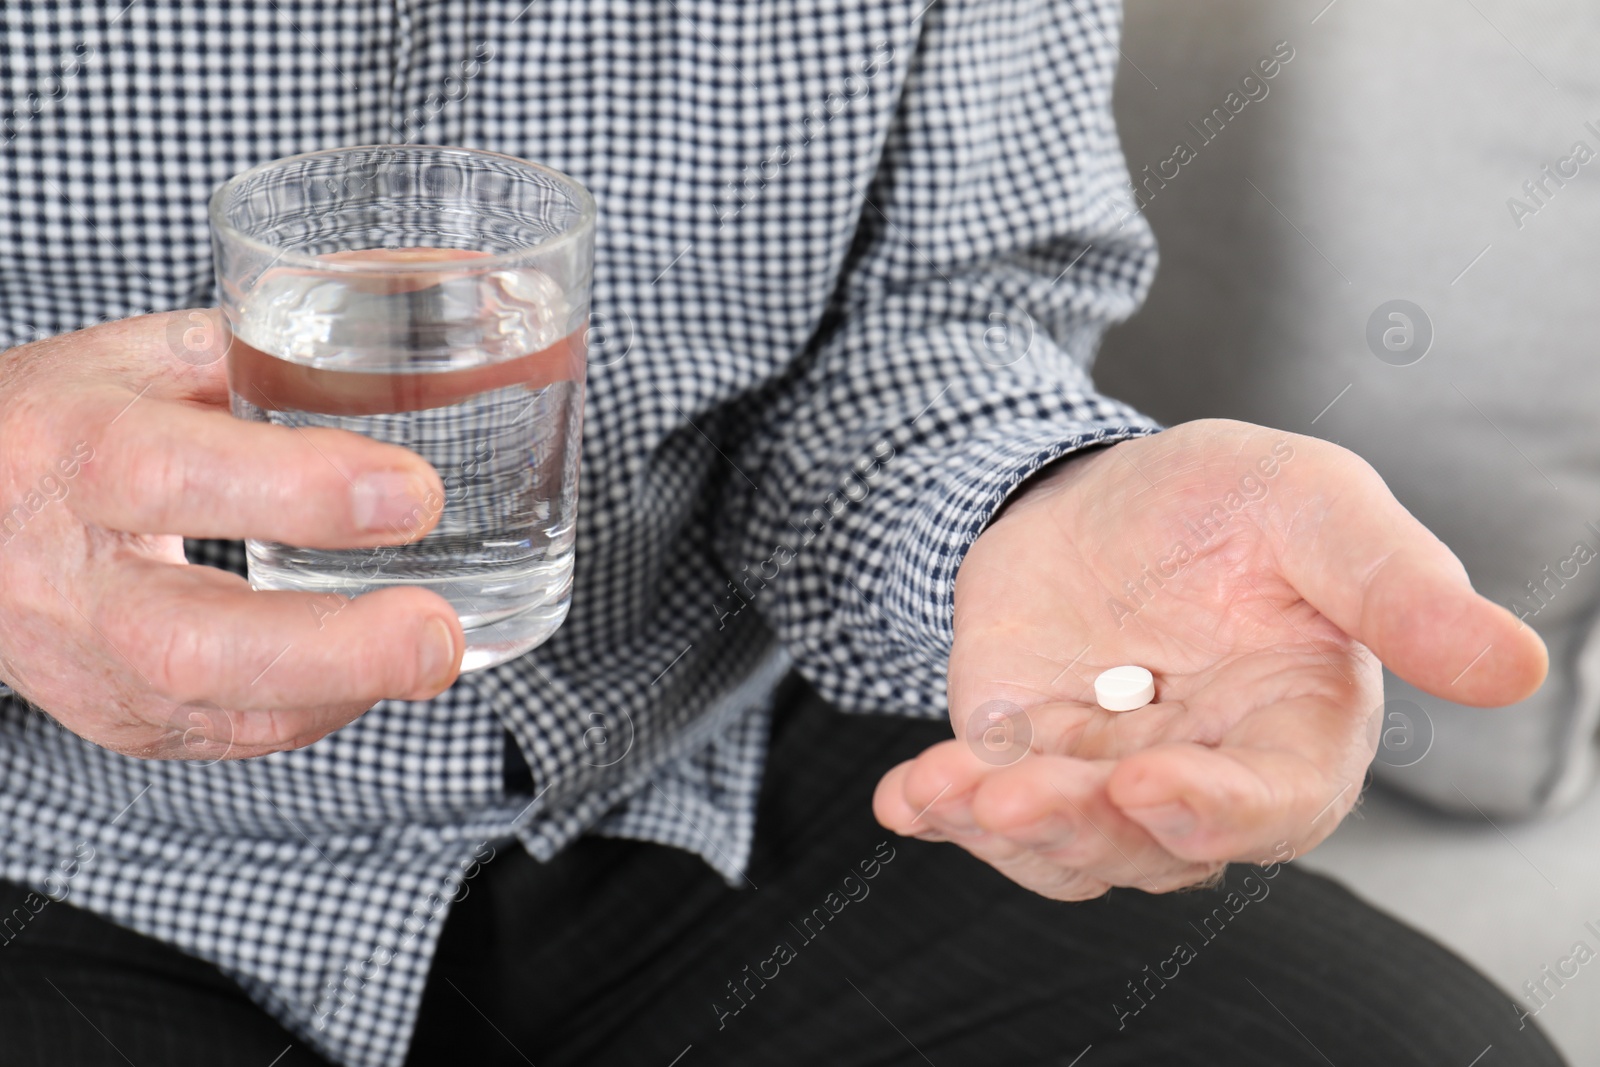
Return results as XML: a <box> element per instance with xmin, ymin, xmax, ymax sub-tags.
<box><xmin>711</xmin><ymin>0</ymin><xmax>1162</xmax><ymax>716</ymax></box>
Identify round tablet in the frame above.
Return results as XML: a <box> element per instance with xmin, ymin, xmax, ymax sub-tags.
<box><xmin>1094</xmin><ymin>665</ymin><xmax>1155</xmax><ymax>712</ymax></box>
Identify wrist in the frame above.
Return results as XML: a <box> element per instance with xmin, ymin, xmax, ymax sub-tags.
<box><xmin>991</xmin><ymin>438</ymin><xmax>1125</xmax><ymax>525</ymax></box>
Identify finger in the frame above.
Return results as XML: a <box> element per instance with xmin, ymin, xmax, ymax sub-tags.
<box><xmin>873</xmin><ymin>760</ymin><xmax>950</xmax><ymax>839</ymax></box>
<box><xmin>873</xmin><ymin>741</ymin><xmax>985</xmax><ymax>838</ymax></box>
<box><xmin>873</xmin><ymin>757</ymin><xmax>1117</xmax><ymax>899</ymax></box>
<box><xmin>72</xmin><ymin>388</ymin><xmax>445</xmax><ymax>546</ymax></box>
<box><xmin>91</xmin><ymin>557</ymin><xmax>463</xmax><ymax>719</ymax></box>
<box><xmin>875</xmin><ymin>741</ymin><xmax>1210</xmax><ymax>894</ymax></box>
<box><xmin>967</xmin><ymin>755</ymin><xmax>1208</xmax><ymax>892</ymax></box>
<box><xmin>1273</xmin><ymin>438</ymin><xmax>1546</xmax><ymax>706</ymax></box>
<box><xmin>1106</xmin><ymin>696</ymin><xmax>1364</xmax><ymax>863</ymax></box>
<box><xmin>23</xmin><ymin>308</ymin><xmax>233</xmax><ymax>403</ymax></box>
<box><xmin>139</xmin><ymin>307</ymin><xmax>237</xmax><ymax>404</ymax></box>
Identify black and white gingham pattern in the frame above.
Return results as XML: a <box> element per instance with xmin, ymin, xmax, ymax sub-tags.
<box><xmin>0</xmin><ymin>2</ymin><xmax>1161</xmax><ymax>1064</ymax></box>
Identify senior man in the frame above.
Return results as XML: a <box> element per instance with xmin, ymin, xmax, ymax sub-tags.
<box><xmin>0</xmin><ymin>1</ymin><xmax>1563</xmax><ymax>1065</ymax></box>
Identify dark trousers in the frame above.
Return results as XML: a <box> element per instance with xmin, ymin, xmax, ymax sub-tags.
<box><xmin>0</xmin><ymin>674</ymin><xmax>1568</xmax><ymax>1066</ymax></box>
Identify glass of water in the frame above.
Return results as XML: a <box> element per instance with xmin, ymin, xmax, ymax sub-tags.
<box><xmin>208</xmin><ymin>145</ymin><xmax>595</xmax><ymax>671</ymax></box>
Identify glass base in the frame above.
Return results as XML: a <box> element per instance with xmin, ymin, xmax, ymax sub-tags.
<box><xmin>244</xmin><ymin>546</ymin><xmax>572</xmax><ymax>676</ymax></box>
<box><xmin>459</xmin><ymin>596</ymin><xmax>569</xmax><ymax>672</ymax></box>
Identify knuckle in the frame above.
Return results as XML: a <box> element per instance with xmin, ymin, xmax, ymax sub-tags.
<box><xmin>106</xmin><ymin>600</ymin><xmax>210</xmax><ymax>700</ymax></box>
<box><xmin>1045</xmin><ymin>868</ymin><xmax>1110</xmax><ymax>901</ymax></box>
<box><xmin>69</xmin><ymin>419</ymin><xmax>124</xmax><ymax>504</ymax></box>
<box><xmin>241</xmin><ymin>707</ymin><xmax>308</xmax><ymax>753</ymax></box>
<box><xmin>0</xmin><ymin>394</ymin><xmax>56</xmax><ymax>487</ymax></box>
<box><xmin>0</xmin><ymin>331</ymin><xmax>58</xmax><ymax>405</ymax></box>
<box><xmin>1150</xmin><ymin>864</ymin><xmax>1226</xmax><ymax>895</ymax></box>
<box><xmin>103</xmin><ymin>439</ymin><xmax>188</xmax><ymax>528</ymax></box>
<box><xmin>966</xmin><ymin>833</ymin><xmax>1026</xmax><ymax>864</ymax></box>
<box><xmin>148</xmin><ymin>624</ymin><xmax>205</xmax><ymax>699</ymax></box>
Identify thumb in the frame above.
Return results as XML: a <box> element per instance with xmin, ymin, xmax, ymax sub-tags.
<box><xmin>1271</xmin><ymin>438</ymin><xmax>1546</xmax><ymax>707</ymax></box>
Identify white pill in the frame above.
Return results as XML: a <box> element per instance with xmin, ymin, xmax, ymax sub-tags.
<box><xmin>1094</xmin><ymin>665</ymin><xmax>1155</xmax><ymax>712</ymax></box>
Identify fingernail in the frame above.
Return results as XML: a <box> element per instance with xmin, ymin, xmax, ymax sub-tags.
<box><xmin>1126</xmin><ymin>802</ymin><xmax>1196</xmax><ymax>839</ymax></box>
<box><xmin>352</xmin><ymin>472</ymin><xmax>434</xmax><ymax>535</ymax></box>
<box><xmin>418</xmin><ymin>617</ymin><xmax>460</xmax><ymax>693</ymax></box>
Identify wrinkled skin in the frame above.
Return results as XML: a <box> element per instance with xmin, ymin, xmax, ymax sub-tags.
<box><xmin>875</xmin><ymin>420</ymin><xmax>1546</xmax><ymax>900</ymax></box>
<box><xmin>0</xmin><ymin>310</ymin><xmax>463</xmax><ymax>760</ymax></box>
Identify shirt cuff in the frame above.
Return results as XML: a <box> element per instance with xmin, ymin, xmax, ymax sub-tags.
<box><xmin>880</xmin><ymin>417</ymin><xmax>1164</xmax><ymax>661</ymax></box>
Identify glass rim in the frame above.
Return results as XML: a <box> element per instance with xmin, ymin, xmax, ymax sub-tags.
<box><xmin>207</xmin><ymin>143</ymin><xmax>597</xmax><ymax>275</ymax></box>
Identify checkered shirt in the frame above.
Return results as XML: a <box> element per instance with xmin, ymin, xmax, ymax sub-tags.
<box><xmin>0</xmin><ymin>1</ymin><xmax>1160</xmax><ymax>1063</ymax></box>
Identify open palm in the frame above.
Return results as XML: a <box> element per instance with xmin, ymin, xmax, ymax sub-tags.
<box><xmin>873</xmin><ymin>419</ymin><xmax>1546</xmax><ymax>900</ymax></box>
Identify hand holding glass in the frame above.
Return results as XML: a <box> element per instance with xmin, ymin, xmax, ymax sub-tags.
<box><xmin>209</xmin><ymin>146</ymin><xmax>595</xmax><ymax>671</ymax></box>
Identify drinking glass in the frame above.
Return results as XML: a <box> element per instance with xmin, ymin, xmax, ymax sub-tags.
<box><xmin>208</xmin><ymin>145</ymin><xmax>595</xmax><ymax>671</ymax></box>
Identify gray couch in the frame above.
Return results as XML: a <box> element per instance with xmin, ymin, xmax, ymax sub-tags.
<box><xmin>1099</xmin><ymin>0</ymin><xmax>1600</xmax><ymax>817</ymax></box>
